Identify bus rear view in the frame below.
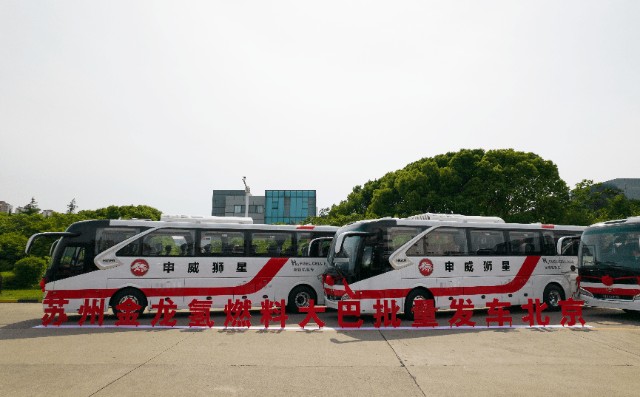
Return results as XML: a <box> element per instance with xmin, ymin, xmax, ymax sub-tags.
<box><xmin>578</xmin><ymin>217</ymin><xmax>640</xmax><ymax>311</ymax></box>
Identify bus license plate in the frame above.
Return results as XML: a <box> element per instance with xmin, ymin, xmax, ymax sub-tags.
<box><xmin>602</xmin><ymin>295</ymin><xmax>621</xmax><ymax>300</ymax></box>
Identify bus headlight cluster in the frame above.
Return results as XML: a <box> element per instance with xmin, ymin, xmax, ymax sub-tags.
<box><xmin>579</xmin><ymin>287</ymin><xmax>594</xmax><ymax>298</ymax></box>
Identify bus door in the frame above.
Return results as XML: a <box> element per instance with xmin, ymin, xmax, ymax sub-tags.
<box><xmin>556</xmin><ymin>235</ymin><xmax>581</xmax><ymax>297</ymax></box>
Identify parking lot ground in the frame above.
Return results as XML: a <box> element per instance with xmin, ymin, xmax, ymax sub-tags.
<box><xmin>1</xmin><ymin>303</ymin><xmax>640</xmax><ymax>396</ymax></box>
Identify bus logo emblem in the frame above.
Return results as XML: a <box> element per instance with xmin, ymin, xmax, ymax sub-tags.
<box><xmin>131</xmin><ymin>259</ymin><xmax>149</xmax><ymax>277</ymax></box>
<box><xmin>419</xmin><ymin>259</ymin><xmax>434</xmax><ymax>277</ymax></box>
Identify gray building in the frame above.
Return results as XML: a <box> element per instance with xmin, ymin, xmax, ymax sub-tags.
<box><xmin>212</xmin><ymin>189</ymin><xmax>317</xmax><ymax>224</ymax></box>
<box><xmin>212</xmin><ymin>190</ymin><xmax>265</xmax><ymax>223</ymax></box>
<box><xmin>0</xmin><ymin>201</ymin><xmax>12</xmax><ymax>214</ymax></box>
<box><xmin>603</xmin><ymin>178</ymin><xmax>640</xmax><ymax>200</ymax></box>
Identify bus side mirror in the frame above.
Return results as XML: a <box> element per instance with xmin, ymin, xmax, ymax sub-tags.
<box><xmin>557</xmin><ymin>236</ymin><xmax>580</xmax><ymax>256</ymax></box>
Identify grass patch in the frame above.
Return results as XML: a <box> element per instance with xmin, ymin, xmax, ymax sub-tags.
<box><xmin>0</xmin><ymin>288</ymin><xmax>43</xmax><ymax>302</ymax></box>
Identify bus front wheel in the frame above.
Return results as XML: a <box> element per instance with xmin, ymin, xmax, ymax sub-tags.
<box><xmin>111</xmin><ymin>288</ymin><xmax>147</xmax><ymax>316</ymax></box>
<box><xmin>404</xmin><ymin>288</ymin><xmax>433</xmax><ymax>321</ymax></box>
<box><xmin>543</xmin><ymin>284</ymin><xmax>564</xmax><ymax>312</ymax></box>
<box><xmin>287</xmin><ymin>285</ymin><xmax>316</xmax><ymax>314</ymax></box>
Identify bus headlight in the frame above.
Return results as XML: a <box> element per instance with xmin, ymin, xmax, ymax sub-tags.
<box><xmin>579</xmin><ymin>287</ymin><xmax>594</xmax><ymax>298</ymax></box>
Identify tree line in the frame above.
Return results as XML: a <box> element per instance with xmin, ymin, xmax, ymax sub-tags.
<box><xmin>307</xmin><ymin>149</ymin><xmax>640</xmax><ymax>226</ymax></box>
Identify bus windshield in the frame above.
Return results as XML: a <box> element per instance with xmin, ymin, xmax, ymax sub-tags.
<box><xmin>330</xmin><ymin>234</ymin><xmax>364</xmax><ymax>275</ymax></box>
<box><xmin>327</xmin><ymin>223</ymin><xmax>420</xmax><ymax>281</ymax></box>
<box><xmin>580</xmin><ymin>225</ymin><xmax>640</xmax><ymax>272</ymax></box>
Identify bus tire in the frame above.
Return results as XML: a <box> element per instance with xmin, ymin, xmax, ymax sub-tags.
<box><xmin>543</xmin><ymin>284</ymin><xmax>564</xmax><ymax>312</ymax></box>
<box><xmin>287</xmin><ymin>285</ymin><xmax>316</xmax><ymax>314</ymax></box>
<box><xmin>111</xmin><ymin>288</ymin><xmax>147</xmax><ymax>316</ymax></box>
<box><xmin>404</xmin><ymin>288</ymin><xmax>433</xmax><ymax>321</ymax></box>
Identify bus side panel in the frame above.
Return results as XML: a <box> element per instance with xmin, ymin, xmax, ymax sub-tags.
<box><xmin>182</xmin><ymin>257</ymin><xmax>264</xmax><ymax>308</ymax></box>
<box><xmin>399</xmin><ymin>256</ymin><xmax>554</xmax><ymax>309</ymax></box>
<box><xmin>347</xmin><ymin>270</ymin><xmax>406</xmax><ymax>313</ymax></box>
<box><xmin>276</xmin><ymin>256</ymin><xmax>327</xmax><ymax>306</ymax></box>
<box><xmin>45</xmin><ymin>269</ymin><xmax>111</xmax><ymax>313</ymax></box>
<box><xmin>110</xmin><ymin>257</ymin><xmax>185</xmax><ymax>309</ymax></box>
<box><xmin>105</xmin><ymin>278</ymin><xmax>186</xmax><ymax>309</ymax></box>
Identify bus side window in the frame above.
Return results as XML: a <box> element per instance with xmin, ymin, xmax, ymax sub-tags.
<box><xmin>542</xmin><ymin>232</ymin><xmax>556</xmax><ymax>255</ymax></box>
<box><xmin>506</xmin><ymin>231</ymin><xmax>541</xmax><ymax>255</ymax></box>
<box><xmin>198</xmin><ymin>231</ymin><xmax>244</xmax><ymax>257</ymax></box>
<box><xmin>320</xmin><ymin>241</ymin><xmax>331</xmax><ymax>257</ymax></box>
<box><xmin>470</xmin><ymin>229</ymin><xmax>505</xmax><ymax>255</ymax></box>
<box><xmin>96</xmin><ymin>227</ymin><xmax>140</xmax><ymax>255</ymax></box>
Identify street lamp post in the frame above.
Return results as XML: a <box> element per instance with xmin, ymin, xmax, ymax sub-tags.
<box><xmin>242</xmin><ymin>176</ymin><xmax>251</xmax><ymax>218</ymax></box>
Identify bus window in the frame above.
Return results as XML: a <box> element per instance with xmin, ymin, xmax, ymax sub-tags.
<box><xmin>407</xmin><ymin>227</ymin><xmax>468</xmax><ymax>256</ymax></box>
<box><xmin>386</xmin><ymin>227</ymin><xmax>420</xmax><ymax>252</ymax></box>
<box><xmin>95</xmin><ymin>228</ymin><xmax>140</xmax><ymax>255</ymax></box>
<box><xmin>138</xmin><ymin>229</ymin><xmax>195</xmax><ymax>257</ymax></box>
<box><xmin>296</xmin><ymin>232</ymin><xmax>313</xmax><ymax>257</ymax></box>
<box><xmin>470</xmin><ymin>229</ymin><xmax>506</xmax><ymax>255</ymax></box>
<box><xmin>199</xmin><ymin>231</ymin><xmax>244</xmax><ymax>256</ymax></box>
<box><xmin>506</xmin><ymin>231</ymin><xmax>541</xmax><ymax>255</ymax></box>
<box><xmin>251</xmin><ymin>232</ymin><xmax>293</xmax><ymax>257</ymax></box>
<box><xmin>541</xmin><ymin>231</ymin><xmax>556</xmax><ymax>255</ymax></box>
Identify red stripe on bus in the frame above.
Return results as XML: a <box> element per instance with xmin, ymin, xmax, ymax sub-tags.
<box><xmin>45</xmin><ymin>258</ymin><xmax>289</xmax><ymax>301</ymax></box>
<box><xmin>325</xmin><ymin>256</ymin><xmax>542</xmax><ymax>300</ymax></box>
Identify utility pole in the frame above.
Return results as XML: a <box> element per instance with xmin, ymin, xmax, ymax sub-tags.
<box><xmin>242</xmin><ymin>176</ymin><xmax>251</xmax><ymax>218</ymax></box>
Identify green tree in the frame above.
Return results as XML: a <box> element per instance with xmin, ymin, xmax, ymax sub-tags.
<box><xmin>563</xmin><ymin>180</ymin><xmax>640</xmax><ymax>224</ymax></box>
<box><xmin>321</xmin><ymin>149</ymin><xmax>571</xmax><ymax>224</ymax></box>
<box><xmin>66</xmin><ymin>198</ymin><xmax>77</xmax><ymax>214</ymax></box>
<box><xmin>80</xmin><ymin>205</ymin><xmax>161</xmax><ymax>220</ymax></box>
<box><xmin>0</xmin><ymin>232</ymin><xmax>28</xmax><ymax>271</ymax></box>
<box><xmin>21</xmin><ymin>197</ymin><xmax>40</xmax><ymax>215</ymax></box>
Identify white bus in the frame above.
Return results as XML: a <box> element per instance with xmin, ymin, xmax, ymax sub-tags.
<box><xmin>26</xmin><ymin>216</ymin><xmax>337</xmax><ymax>315</ymax></box>
<box><xmin>578</xmin><ymin>217</ymin><xmax>640</xmax><ymax>311</ymax></box>
<box><xmin>322</xmin><ymin>213</ymin><xmax>585</xmax><ymax>316</ymax></box>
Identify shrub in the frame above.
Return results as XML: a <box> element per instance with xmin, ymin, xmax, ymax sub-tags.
<box><xmin>0</xmin><ymin>259</ymin><xmax>13</xmax><ymax>272</ymax></box>
<box><xmin>0</xmin><ymin>271</ymin><xmax>16</xmax><ymax>290</ymax></box>
<box><xmin>13</xmin><ymin>257</ymin><xmax>47</xmax><ymax>288</ymax></box>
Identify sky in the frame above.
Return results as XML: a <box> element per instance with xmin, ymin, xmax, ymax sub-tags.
<box><xmin>1</xmin><ymin>1</ymin><xmax>639</xmax><ymax>217</ymax></box>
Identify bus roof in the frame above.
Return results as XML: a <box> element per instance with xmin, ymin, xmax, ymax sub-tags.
<box><xmin>405</xmin><ymin>213</ymin><xmax>505</xmax><ymax>223</ymax></box>
<box><xmin>160</xmin><ymin>214</ymin><xmax>253</xmax><ymax>224</ymax></box>
<box><xmin>589</xmin><ymin>216</ymin><xmax>640</xmax><ymax>228</ymax></box>
<box><xmin>339</xmin><ymin>216</ymin><xmax>585</xmax><ymax>232</ymax></box>
<box><xmin>102</xmin><ymin>219</ymin><xmax>338</xmax><ymax>231</ymax></box>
